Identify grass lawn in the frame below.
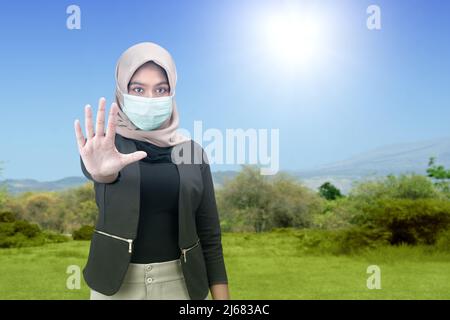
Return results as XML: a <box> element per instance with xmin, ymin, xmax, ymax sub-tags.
<box><xmin>0</xmin><ymin>230</ymin><xmax>449</xmax><ymax>299</ymax></box>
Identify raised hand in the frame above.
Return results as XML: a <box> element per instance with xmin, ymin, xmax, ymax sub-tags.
<box><xmin>74</xmin><ymin>97</ymin><xmax>147</xmax><ymax>183</ymax></box>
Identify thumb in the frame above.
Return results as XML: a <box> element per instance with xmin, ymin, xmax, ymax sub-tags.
<box><xmin>121</xmin><ymin>151</ymin><xmax>148</xmax><ymax>166</ymax></box>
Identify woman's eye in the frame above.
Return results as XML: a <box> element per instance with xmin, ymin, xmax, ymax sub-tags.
<box><xmin>133</xmin><ymin>87</ymin><xmax>144</xmax><ymax>94</ymax></box>
<box><xmin>156</xmin><ymin>88</ymin><xmax>168</xmax><ymax>94</ymax></box>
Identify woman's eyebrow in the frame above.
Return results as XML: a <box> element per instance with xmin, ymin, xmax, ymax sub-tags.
<box><xmin>153</xmin><ymin>81</ymin><xmax>169</xmax><ymax>87</ymax></box>
<box><xmin>128</xmin><ymin>81</ymin><xmax>169</xmax><ymax>87</ymax></box>
<box><xmin>129</xmin><ymin>81</ymin><xmax>148</xmax><ymax>86</ymax></box>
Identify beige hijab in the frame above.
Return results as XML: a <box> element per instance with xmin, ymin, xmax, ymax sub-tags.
<box><xmin>114</xmin><ymin>42</ymin><xmax>191</xmax><ymax>147</ymax></box>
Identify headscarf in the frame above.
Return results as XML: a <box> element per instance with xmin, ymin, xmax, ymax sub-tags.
<box><xmin>114</xmin><ymin>42</ymin><xmax>191</xmax><ymax>147</ymax></box>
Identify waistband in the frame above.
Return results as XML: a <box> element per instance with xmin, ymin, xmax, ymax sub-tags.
<box><xmin>123</xmin><ymin>258</ymin><xmax>184</xmax><ymax>284</ymax></box>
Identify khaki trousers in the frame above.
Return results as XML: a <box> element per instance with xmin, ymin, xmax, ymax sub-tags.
<box><xmin>89</xmin><ymin>258</ymin><xmax>210</xmax><ymax>300</ymax></box>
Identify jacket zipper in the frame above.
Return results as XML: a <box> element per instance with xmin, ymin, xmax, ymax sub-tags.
<box><xmin>94</xmin><ymin>229</ymin><xmax>133</xmax><ymax>253</ymax></box>
<box><xmin>180</xmin><ymin>239</ymin><xmax>200</xmax><ymax>263</ymax></box>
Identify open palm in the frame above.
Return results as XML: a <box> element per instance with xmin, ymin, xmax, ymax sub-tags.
<box><xmin>74</xmin><ymin>97</ymin><xmax>147</xmax><ymax>180</ymax></box>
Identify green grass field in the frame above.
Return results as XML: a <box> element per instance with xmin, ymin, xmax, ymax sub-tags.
<box><xmin>0</xmin><ymin>230</ymin><xmax>449</xmax><ymax>299</ymax></box>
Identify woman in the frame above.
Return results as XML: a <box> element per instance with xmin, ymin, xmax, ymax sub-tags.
<box><xmin>73</xmin><ymin>42</ymin><xmax>230</xmax><ymax>300</ymax></box>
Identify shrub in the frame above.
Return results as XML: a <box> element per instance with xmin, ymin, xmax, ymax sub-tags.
<box><xmin>294</xmin><ymin>227</ymin><xmax>391</xmax><ymax>255</ymax></box>
<box><xmin>335</xmin><ymin>226</ymin><xmax>391</xmax><ymax>254</ymax></box>
<box><xmin>0</xmin><ymin>210</ymin><xmax>16</xmax><ymax>223</ymax></box>
<box><xmin>0</xmin><ymin>218</ymin><xmax>68</xmax><ymax>248</ymax></box>
<box><xmin>13</xmin><ymin>220</ymin><xmax>41</xmax><ymax>238</ymax></box>
<box><xmin>72</xmin><ymin>225</ymin><xmax>94</xmax><ymax>240</ymax></box>
<box><xmin>0</xmin><ymin>233</ymin><xmax>29</xmax><ymax>248</ymax></box>
<box><xmin>270</xmin><ymin>175</ymin><xmax>325</xmax><ymax>229</ymax></box>
<box><xmin>217</xmin><ymin>166</ymin><xmax>325</xmax><ymax>232</ymax></box>
<box><xmin>312</xmin><ymin>197</ymin><xmax>359</xmax><ymax>230</ymax></box>
<box><xmin>42</xmin><ymin>231</ymin><xmax>70</xmax><ymax>243</ymax></box>
<box><xmin>349</xmin><ymin>174</ymin><xmax>441</xmax><ymax>207</ymax></box>
<box><xmin>435</xmin><ymin>229</ymin><xmax>450</xmax><ymax>251</ymax></box>
<box><xmin>0</xmin><ymin>223</ymin><xmax>15</xmax><ymax>237</ymax></box>
<box><xmin>356</xmin><ymin>198</ymin><xmax>450</xmax><ymax>245</ymax></box>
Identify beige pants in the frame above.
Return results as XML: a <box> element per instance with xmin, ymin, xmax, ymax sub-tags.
<box><xmin>90</xmin><ymin>258</ymin><xmax>211</xmax><ymax>300</ymax></box>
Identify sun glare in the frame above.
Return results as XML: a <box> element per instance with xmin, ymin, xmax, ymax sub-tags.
<box><xmin>264</xmin><ymin>11</ymin><xmax>328</xmax><ymax>67</ymax></box>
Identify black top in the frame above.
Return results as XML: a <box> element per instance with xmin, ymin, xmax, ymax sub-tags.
<box><xmin>125</xmin><ymin>138</ymin><xmax>180</xmax><ymax>263</ymax></box>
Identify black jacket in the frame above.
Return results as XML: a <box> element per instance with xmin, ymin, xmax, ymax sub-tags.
<box><xmin>79</xmin><ymin>133</ymin><xmax>228</xmax><ymax>299</ymax></box>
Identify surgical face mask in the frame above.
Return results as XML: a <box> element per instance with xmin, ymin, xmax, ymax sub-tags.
<box><xmin>122</xmin><ymin>93</ymin><xmax>174</xmax><ymax>131</ymax></box>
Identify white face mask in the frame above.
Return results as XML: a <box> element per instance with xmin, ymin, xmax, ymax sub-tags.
<box><xmin>122</xmin><ymin>93</ymin><xmax>174</xmax><ymax>131</ymax></box>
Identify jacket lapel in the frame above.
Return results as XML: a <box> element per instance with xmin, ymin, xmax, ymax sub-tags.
<box><xmin>104</xmin><ymin>134</ymin><xmax>141</xmax><ymax>238</ymax></box>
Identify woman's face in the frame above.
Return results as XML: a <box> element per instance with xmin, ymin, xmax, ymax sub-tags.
<box><xmin>127</xmin><ymin>61</ymin><xmax>171</xmax><ymax>98</ymax></box>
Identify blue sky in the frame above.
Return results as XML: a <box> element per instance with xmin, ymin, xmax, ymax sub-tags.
<box><xmin>0</xmin><ymin>0</ymin><xmax>449</xmax><ymax>180</ymax></box>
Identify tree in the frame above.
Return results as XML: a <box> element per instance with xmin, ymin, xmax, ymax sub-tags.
<box><xmin>23</xmin><ymin>193</ymin><xmax>63</xmax><ymax>231</ymax></box>
<box><xmin>270</xmin><ymin>173</ymin><xmax>324</xmax><ymax>228</ymax></box>
<box><xmin>427</xmin><ymin>157</ymin><xmax>450</xmax><ymax>194</ymax></box>
<box><xmin>217</xmin><ymin>166</ymin><xmax>324</xmax><ymax>232</ymax></box>
<box><xmin>318</xmin><ymin>182</ymin><xmax>343</xmax><ymax>200</ymax></box>
<box><xmin>218</xmin><ymin>165</ymin><xmax>272</xmax><ymax>232</ymax></box>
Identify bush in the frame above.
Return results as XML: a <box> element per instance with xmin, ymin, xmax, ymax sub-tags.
<box><xmin>0</xmin><ymin>223</ymin><xmax>15</xmax><ymax>237</ymax></box>
<box><xmin>269</xmin><ymin>175</ymin><xmax>325</xmax><ymax>229</ymax></box>
<box><xmin>296</xmin><ymin>229</ymin><xmax>342</xmax><ymax>254</ymax></box>
<box><xmin>0</xmin><ymin>218</ymin><xmax>68</xmax><ymax>248</ymax></box>
<box><xmin>72</xmin><ymin>225</ymin><xmax>94</xmax><ymax>240</ymax></box>
<box><xmin>217</xmin><ymin>166</ymin><xmax>325</xmax><ymax>232</ymax></box>
<box><xmin>350</xmin><ymin>174</ymin><xmax>440</xmax><ymax>203</ymax></box>
<box><xmin>335</xmin><ymin>226</ymin><xmax>391</xmax><ymax>254</ymax></box>
<box><xmin>13</xmin><ymin>220</ymin><xmax>41</xmax><ymax>238</ymax></box>
<box><xmin>435</xmin><ymin>229</ymin><xmax>450</xmax><ymax>251</ymax></box>
<box><xmin>312</xmin><ymin>197</ymin><xmax>359</xmax><ymax>230</ymax></box>
<box><xmin>294</xmin><ymin>227</ymin><xmax>391</xmax><ymax>255</ymax></box>
<box><xmin>0</xmin><ymin>210</ymin><xmax>16</xmax><ymax>223</ymax></box>
<box><xmin>42</xmin><ymin>231</ymin><xmax>70</xmax><ymax>243</ymax></box>
<box><xmin>0</xmin><ymin>233</ymin><xmax>29</xmax><ymax>248</ymax></box>
<box><xmin>0</xmin><ymin>220</ymin><xmax>41</xmax><ymax>239</ymax></box>
<box><xmin>355</xmin><ymin>198</ymin><xmax>450</xmax><ymax>245</ymax></box>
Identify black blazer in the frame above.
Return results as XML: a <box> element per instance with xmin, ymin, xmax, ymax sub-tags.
<box><xmin>79</xmin><ymin>133</ymin><xmax>228</xmax><ymax>299</ymax></box>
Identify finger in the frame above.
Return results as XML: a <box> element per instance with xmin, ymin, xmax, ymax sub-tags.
<box><xmin>120</xmin><ymin>151</ymin><xmax>148</xmax><ymax>167</ymax></box>
<box><xmin>105</xmin><ymin>102</ymin><xmax>118</xmax><ymax>141</ymax></box>
<box><xmin>74</xmin><ymin>119</ymin><xmax>86</xmax><ymax>151</ymax></box>
<box><xmin>96</xmin><ymin>97</ymin><xmax>106</xmax><ymax>137</ymax></box>
<box><xmin>85</xmin><ymin>104</ymin><xmax>94</xmax><ymax>139</ymax></box>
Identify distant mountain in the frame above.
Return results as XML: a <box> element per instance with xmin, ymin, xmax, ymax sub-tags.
<box><xmin>0</xmin><ymin>172</ymin><xmax>240</xmax><ymax>196</ymax></box>
<box><xmin>1</xmin><ymin>137</ymin><xmax>449</xmax><ymax>195</ymax></box>
<box><xmin>0</xmin><ymin>177</ymin><xmax>88</xmax><ymax>195</ymax></box>
<box><xmin>291</xmin><ymin>136</ymin><xmax>450</xmax><ymax>194</ymax></box>
<box><xmin>298</xmin><ymin>136</ymin><xmax>450</xmax><ymax>177</ymax></box>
